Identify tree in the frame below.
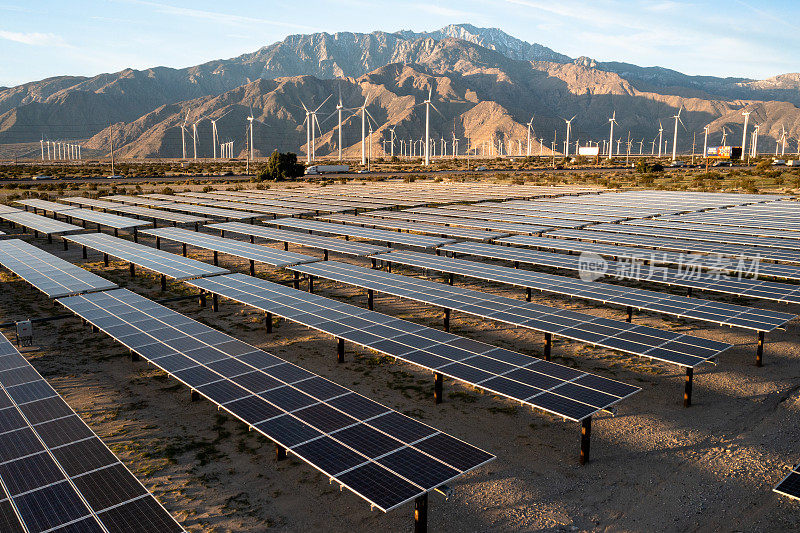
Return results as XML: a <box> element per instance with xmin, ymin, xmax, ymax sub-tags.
<box><xmin>257</xmin><ymin>151</ymin><xmax>305</xmax><ymax>181</ymax></box>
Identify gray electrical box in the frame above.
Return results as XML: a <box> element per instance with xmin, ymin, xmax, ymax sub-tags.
<box><xmin>15</xmin><ymin>320</ymin><xmax>32</xmax><ymax>347</ymax></box>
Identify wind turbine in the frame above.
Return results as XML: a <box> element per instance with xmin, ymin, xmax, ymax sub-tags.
<box><xmin>420</xmin><ymin>87</ymin><xmax>440</xmax><ymax>166</ymax></box>
<box><xmin>192</xmin><ymin>119</ymin><xmax>200</xmax><ymax>160</ymax></box>
<box><xmin>721</xmin><ymin>127</ymin><xmax>728</xmax><ymax>147</ymax></box>
<box><xmin>246</xmin><ymin>107</ymin><xmax>254</xmax><ymax>173</ymax></box>
<box><xmin>210</xmin><ymin>111</ymin><xmax>229</xmax><ymax>160</ymax></box>
<box><xmin>752</xmin><ymin>124</ymin><xmax>759</xmax><ymax>157</ymax></box>
<box><xmin>703</xmin><ymin>125</ymin><xmax>709</xmax><ymax>159</ymax></box>
<box><xmin>526</xmin><ymin>115</ymin><xmax>535</xmax><ymax>156</ymax></box>
<box><xmin>307</xmin><ymin>95</ymin><xmax>332</xmax><ymax>162</ymax></box>
<box><xmin>671</xmin><ymin>106</ymin><xmax>684</xmax><ymax>162</ymax></box>
<box><xmin>354</xmin><ymin>95</ymin><xmax>374</xmax><ymax>166</ymax></box>
<box><xmin>563</xmin><ymin>115</ymin><xmax>576</xmax><ymax>157</ymax></box>
<box><xmin>740</xmin><ymin>110</ymin><xmax>750</xmax><ymax>161</ymax></box>
<box><xmin>180</xmin><ymin>113</ymin><xmax>189</xmax><ymax>159</ymax></box>
<box><xmin>781</xmin><ymin>126</ymin><xmax>788</xmax><ymax>156</ymax></box>
<box><xmin>607</xmin><ymin>111</ymin><xmax>617</xmax><ymax>159</ymax></box>
<box><xmin>658</xmin><ymin>121</ymin><xmax>664</xmax><ymax>158</ymax></box>
<box><xmin>389</xmin><ymin>126</ymin><xmax>396</xmax><ymax>158</ymax></box>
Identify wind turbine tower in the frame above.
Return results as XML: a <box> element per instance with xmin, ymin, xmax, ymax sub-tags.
<box><xmin>671</xmin><ymin>106</ymin><xmax>684</xmax><ymax>162</ymax></box>
<box><xmin>703</xmin><ymin>125</ymin><xmax>709</xmax><ymax>159</ymax></box>
<box><xmin>564</xmin><ymin>115</ymin><xmax>576</xmax><ymax>157</ymax></box>
<box><xmin>658</xmin><ymin>121</ymin><xmax>663</xmax><ymax>158</ymax></box>
<box><xmin>607</xmin><ymin>111</ymin><xmax>617</xmax><ymax>159</ymax></box>
<box><xmin>740</xmin><ymin>110</ymin><xmax>750</xmax><ymax>161</ymax></box>
<box><xmin>526</xmin><ymin>115</ymin><xmax>534</xmax><ymax>156</ymax></box>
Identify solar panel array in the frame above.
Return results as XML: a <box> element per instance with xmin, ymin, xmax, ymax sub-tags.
<box><xmin>0</xmin><ymin>239</ymin><xmax>117</xmax><ymax>298</ymax></box>
<box><xmin>265</xmin><ymin>218</ymin><xmax>457</xmax><ymax>249</ymax></box>
<box><xmin>176</xmin><ymin>193</ymin><xmax>349</xmax><ymax>215</ymax></box>
<box><xmin>140</xmin><ymin>227</ymin><xmax>319</xmax><ymax>267</ymax></box>
<box><xmin>358</xmin><ymin>210</ymin><xmax>551</xmax><ymax>235</ymax></box>
<box><xmin>0</xmin><ymin>210</ymin><xmax>83</xmax><ymax>235</ymax></box>
<box><xmin>775</xmin><ymin>463</ymin><xmax>800</xmax><ymax>501</ymax></box>
<box><xmin>64</xmin><ymin>233</ymin><xmax>230</xmax><ymax>280</ymax></box>
<box><xmin>619</xmin><ymin>219</ymin><xmax>800</xmax><ymax>241</ymax></box>
<box><xmin>586</xmin><ymin>223</ymin><xmax>800</xmax><ymax>250</ymax></box>
<box><xmin>60</xmin><ymin>197</ymin><xmax>210</xmax><ymax>225</ymax></box>
<box><xmin>58</xmin><ymin>209</ymin><xmax>151</xmax><ymax>231</ymax></box>
<box><xmin>56</xmin><ymin>288</ymin><xmax>493</xmax><ymax>512</ymax></box>
<box><xmin>290</xmin><ymin>260</ymin><xmax>733</xmax><ymax>367</ymax></box>
<box><xmin>101</xmin><ymin>195</ymin><xmax>174</xmax><ymax>208</ymax></box>
<box><xmin>179</xmin><ymin>194</ymin><xmax>313</xmax><ymax>217</ymax></box>
<box><xmin>147</xmin><ymin>194</ymin><xmax>349</xmax><ymax>215</ymax></box>
<box><xmin>495</xmin><ymin>235</ymin><xmax>800</xmax><ymax>284</ymax></box>
<box><xmin>407</xmin><ymin>207</ymin><xmax>589</xmax><ymax>229</ymax></box>
<box><xmin>440</xmin><ymin>242</ymin><xmax>800</xmax><ymax>311</ymax></box>
<box><xmin>320</xmin><ymin>213</ymin><xmax>510</xmax><ymax>241</ymax></box>
<box><xmin>207</xmin><ymin>222</ymin><xmax>388</xmax><ymax>257</ymax></box>
<box><xmin>16</xmin><ymin>199</ymin><xmax>78</xmax><ymax>213</ymax></box>
<box><xmin>58</xmin><ymin>197</ymin><xmax>124</xmax><ymax>210</ymax></box>
<box><xmin>186</xmin><ymin>273</ymin><xmax>640</xmax><ymax>420</ymax></box>
<box><xmin>440</xmin><ymin>203</ymin><xmax>625</xmax><ymax>223</ymax></box>
<box><xmin>0</xmin><ymin>335</ymin><xmax>184</xmax><ymax>532</ymax></box>
<box><xmin>369</xmin><ymin>250</ymin><xmax>733</xmax><ymax>365</ymax></box>
<box><xmin>547</xmin><ymin>229</ymin><xmax>800</xmax><ymax>264</ymax></box>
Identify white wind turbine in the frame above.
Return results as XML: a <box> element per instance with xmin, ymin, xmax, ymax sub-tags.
<box><xmin>751</xmin><ymin>124</ymin><xmax>759</xmax><ymax>157</ymax></box>
<box><xmin>526</xmin><ymin>115</ymin><xmax>535</xmax><ymax>156</ymax></box>
<box><xmin>721</xmin><ymin>126</ymin><xmax>728</xmax><ymax>147</ymax></box>
<box><xmin>192</xmin><ymin>119</ymin><xmax>200</xmax><ymax>160</ymax></box>
<box><xmin>563</xmin><ymin>115</ymin><xmax>576</xmax><ymax>157</ymax></box>
<box><xmin>740</xmin><ymin>110</ymin><xmax>750</xmax><ymax>161</ymax></box>
<box><xmin>180</xmin><ymin>113</ymin><xmax>189</xmax><ymax>159</ymax></box>
<box><xmin>671</xmin><ymin>106</ymin><xmax>685</xmax><ymax>162</ymax></box>
<box><xmin>389</xmin><ymin>126</ymin><xmax>396</xmax><ymax>158</ymax></box>
<box><xmin>246</xmin><ymin>106</ymin><xmax>255</xmax><ymax>171</ymax></box>
<box><xmin>210</xmin><ymin>111</ymin><xmax>229</xmax><ymax>160</ymax></box>
<box><xmin>607</xmin><ymin>111</ymin><xmax>617</xmax><ymax>159</ymax></box>
<box><xmin>418</xmin><ymin>87</ymin><xmax>441</xmax><ymax>166</ymax></box>
<box><xmin>658</xmin><ymin>121</ymin><xmax>664</xmax><ymax>157</ymax></box>
<box><xmin>308</xmin><ymin>95</ymin><xmax>332</xmax><ymax>162</ymax></box>
<box><xmin>781</xmin><ymin>126</ymin><xmax>788</xmax><ymax>156</ymax></box>
<box><xmin>353</xmin><ymin>94</ymin><xmax>374</xmax><ymax>166</ymax></box>
<box><xmin>703</xmin><ymin>125</ymin><xmax>709</xmax><ymax>159</ymax></box>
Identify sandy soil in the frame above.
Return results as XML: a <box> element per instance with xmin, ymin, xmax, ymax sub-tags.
<box><xmin>2</xmin><ymin>220</ymin><xmax>800</xmax><ymax>532</ymax></box>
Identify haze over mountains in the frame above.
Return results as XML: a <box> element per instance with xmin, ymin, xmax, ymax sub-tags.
<box><xmin>2</xmin><ymin>23</ymin><xmax>799</xmax><ymax>159</ymax></box>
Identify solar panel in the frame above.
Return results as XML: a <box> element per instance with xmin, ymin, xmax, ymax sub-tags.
<box><xmin>178</xmin><ymin>194</ymin><xmax>314</xmax><ymax>216</ymax></box>
<box><xmin>587</xmin><ymin>223</ymin><xmax>800</xmax><ymax>250</ymax></box>
<box><xmin>619</xmin><ymin>219</ymin><xmax>800</xmax><ymax>241</ymax></box>
<box><xmin>406</xmin><ymin>207</ymin><xmax>589</xmax><ymax>229</ymax></box>
<box><xmin>442</xmin><ymin>203</ymin><xmax>625</xmax><ymax>223</ymax></box>
<box><xmin>438</xmin><ymin>242</ymin><xmax>797</xmax><ymax>329</ymax></box>
<box><xmin>15</xmin><ymin>199</ymin><xmax>79</xmax><ymax>213</ymax></box>
<box><xmin>159</xmin><ymin>202</ymin><xmax>264</xmax><ymax>220</ymax></box>
<box><xmin>358</xmin><ymin>210</ymin><xmax>551</xmax><ymax>235</ymax></box>
<box><xmin>0</xmin><ymin>210</ymin><xmax>82</xmax><ymax>235</ymax></box>
<box><xmin>369</xmin><ymin>250</ymin><xmax>732</xmax><ymax>368</ymax></box>
<box><xmin>290</xmin><ymin>259</ymin><xmax>732</xmax><ymax>368</ymax></box>
<box><xmin>0</xmin><ymin>335</ymin><xmax>184</xmax><ymax>532</ymax></box>
<box><xmin>206</xmin><ymin>222</ymin><xmax>388</xmax><ymax>257</ymax></box>
<box><xmin>57</xmin><ymin>208</ymin><xmax>151</xmax><ymax>231</ymax></box>
<box><xmin>56</xmin><ymin>288</ymin><xmax>493</xmax><ymax>512</ymax></box>
<box><xmin>101</xmin><ymin>195</ymin><xmax>175</xmax><ymax>207</ymax></box>
<box><xmin>140</xmin><ymin>227</ymin><xmax>319</xmax><ymax>268</ymax></box>
<box><xmin>180</xmin><ymin>194</ymin><xmax>352</xmax><ymax>214</ymax></box>
<box><xmin>319</xmin><ymin>213</ymin><xmax>510</xmax><ymax>241</ymax></box>
<box><xmin>185</xmin><ymin>273</ymin><xmax>639</xmax><ymax>429</ymax></box>
<box><xmin>64</xmin><ymin>233</ymin><xmax>229</xmax><ymax>280</ymax></box>
<box><xmin>58</xmin><ymin>197</ymin><xmax>123</xmax><ymax>210</ymax></box>
<box><xmin>209</xmin><ymin>190</ymin><xmax>390</xmax><ymax>210</ymax></box>
<box><xmin>498</xmin><ymin>235</ymin><xmax>800</xmax><ymax>283</ymax></box>
<box><xmin>549</xmin><ymin>229</ymin><xmax>800</xmax><ymax>264</ymax></box>
<box><xmin>0</xmin><ymin>205</ymin><xmax>21</xmax><ymax>215</ymax></box>
<box><xmin>775</xmin><ymin>463</ymin><xmax>800</xmax><ymax>501</ymax></box>
<box><xmin>0</xmin><ymin>239</ymin><xmax>117</xmax><ymax>298</ymax></box>
<box><xmin>265</xmin><ymin>218</ymin><xmax>456</xmax><ymax>249</ymax></box>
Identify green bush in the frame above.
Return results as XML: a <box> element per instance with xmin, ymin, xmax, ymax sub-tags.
<box><xmin>635</xmin><ymin>160</ymin><xmax>664</xmax><ymax>173</ymax></box>
<box><xmin>256</xmin><ymin>151</ymin><xmax>305</xmax><ymax>181</ymax></box>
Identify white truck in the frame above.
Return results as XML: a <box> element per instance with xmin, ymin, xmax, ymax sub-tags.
<box><xmin>305</xmin><ymin>164</ymin><xmax>349</xmax><ymax>175</ymax></box>
<box><xmin>787</xmin><ymin>160</ymin><xmax>800</xmax><ymax>167</ymax></box>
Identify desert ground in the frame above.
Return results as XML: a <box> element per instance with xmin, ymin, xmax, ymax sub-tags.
<box><xmin>2</xmin><ymin>192</ymin><xmax>800</xmax><ymax>532</ymax></box>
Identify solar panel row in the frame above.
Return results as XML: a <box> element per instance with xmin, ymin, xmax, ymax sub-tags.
<box><xmin>319</xmin><ymin>213</ymin><xmax>510</xmax><ymax>241</ymax></box>
<box><xmin>56</xmin><ymin>288</ymin><xmax>494</xmax><ymax>512</ymax></box>
<box><xmin>185</xmin><ymin>272</ymin><xmax>639</xmax><ymax>459</ymax></box>
<box><xmin>0</xmin><ymin>335</ymin><xmax>184</xmax><ymax>532</ymax></box>
<box><xmin>0</xmin><ymin>239</ymin><xmax>118</xmax><ymax>298</ymax></box>
<box><xmin>266</xmin><ymin>218</ymin><xmax>456</xmax><ymax>249</ymax></box>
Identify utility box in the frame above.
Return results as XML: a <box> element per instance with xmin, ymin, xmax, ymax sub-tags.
<box><xmin>15</xmin><ymin>320</ymin><xmax>32</xmax><ymax>347</ymax></box>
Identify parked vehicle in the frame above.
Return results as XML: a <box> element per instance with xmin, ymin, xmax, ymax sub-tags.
<box><xmin>305</xmin><ymin>164</ymin><xmax>349</xmax><ymax>175</ymax></box>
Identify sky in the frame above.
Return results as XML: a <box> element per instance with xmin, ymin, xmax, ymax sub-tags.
<box><xmin>0</xmin><ymin>0</ymin><xmax>797</xmax><ymax>87</ymax></box>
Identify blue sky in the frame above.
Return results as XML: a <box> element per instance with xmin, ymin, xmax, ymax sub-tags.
<box><xmin>0</xmin><ymin>0</ymin><xmax>797</xmax><ymax>87</ymax></box>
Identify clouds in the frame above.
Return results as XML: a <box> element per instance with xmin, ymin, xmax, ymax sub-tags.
<box><xmin>0</xmin><ymin>30</ymin><xmax>67</xmax><ymax>47</ymax></box>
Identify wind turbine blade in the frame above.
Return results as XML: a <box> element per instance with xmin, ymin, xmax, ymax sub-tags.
<box><xmin>298</xmin><ymin>98</ymin><xmax>309</xmax><ymax>112</ymax></box>
<box><xmin>571</xmin><ymin>115</ymin><xmax>577</xmax><ymax>121</ymax></box>
<box><xmin>430</xmin><ymin>103</ymin><xmax>443</xmax><ymax>117</ymax></box>
<box><xmin>314</xmin><ymin>94</ymin><xmax>332</xmax><ymax>112</ymax></box>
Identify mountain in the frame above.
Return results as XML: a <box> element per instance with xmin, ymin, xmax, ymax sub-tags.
<box><xmin>2</xmin><ymin>23</ymin><xmax>799</xmax><ymax>159</ymax></box>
